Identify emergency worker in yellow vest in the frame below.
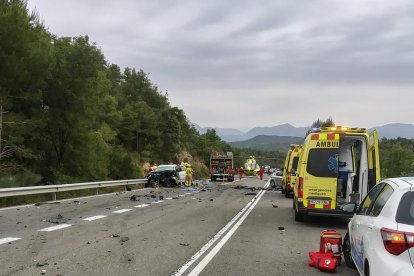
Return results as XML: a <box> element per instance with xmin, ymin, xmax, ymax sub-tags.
<box><xmin>185</xmin><ymin>164</ymin><xmax>193</xmax><ymax>187</ymax></box>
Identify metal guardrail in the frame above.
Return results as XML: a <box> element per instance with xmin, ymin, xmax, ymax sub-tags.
<box><xmin>0</xmin><ymin>179</ymin><xmax>147</xmax><ymax>200</ymax></box>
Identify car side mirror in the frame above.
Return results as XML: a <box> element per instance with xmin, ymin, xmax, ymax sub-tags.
<box><xmin>342</xmin><ymin>203</ymin><xmax>358</xmax><ymax>213</ymax></box>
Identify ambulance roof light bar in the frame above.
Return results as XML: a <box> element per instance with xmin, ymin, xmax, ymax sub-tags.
<box><xmin>310</xmin><ymin>126</ymin><xmax>367</xmax><ymax>133</ymax></box>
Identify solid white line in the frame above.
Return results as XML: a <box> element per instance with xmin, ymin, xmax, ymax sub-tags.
<box><xmin>134</xmin><ymin>204</ymin><xmax>149</xmax><ymax>208</ymax></box>
<box><xmin>189</xmin><ymin>186</ymin><xmax>268</xmax><ymax>275</ymax></box>
<box><xmin>172</xmin><ymin>181</ymin><xmax>269</xmax><ymax>276</ymax></box>
<box><xmin>82</xmin><ymin>215</ymin><xmax>107</xmax><ymax>221</ymax></box>
<box><xmin>0</xmin><ymin>237</ymin><xmax>21</xmax><ymax>245</ymax></box>
<box><xmin>112</xmin><ymin>209</ymin><xmax>132</xmax><ymax>214</ymax></box>
<box><xmin>38</xmin><ymin>224</ymin><xmax>72</xmax><ymax>232</ymax></box>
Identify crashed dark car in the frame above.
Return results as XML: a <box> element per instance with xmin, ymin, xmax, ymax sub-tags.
<box><xmin>146</xmin><ymin>164</ymin><xmax>186</xmax><ymax>188</ymax></box>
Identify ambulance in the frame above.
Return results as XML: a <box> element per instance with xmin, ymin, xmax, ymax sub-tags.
<box><xmin>284</xmin><ymin>145</ymin><xmax>302</xmax><ymax>198</ymax></box>
<box><xmin>293</xmin><ymin>126</ymin><xmax>380</xmax><ymax>221</ymax></box>
<box><xmin>282</xmin><ymin>144</ymin><xmax>300</xmax><ymax>196</ymax></box>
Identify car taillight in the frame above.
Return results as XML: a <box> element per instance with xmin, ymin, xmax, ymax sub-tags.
<box><xmin>298</xmin><ymin>177</ymin><xmax>303</xmax><ymax>198</ymax></box>
<box><xmin>381</xmin><ymin>228</ymin><xmax>414</xmax><ymax>255</ymax></box>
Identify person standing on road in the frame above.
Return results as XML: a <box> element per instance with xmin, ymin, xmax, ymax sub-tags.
<box><xmin>238</xmin><ymin>167</ymin><xmax>244</xmax><ymax>180</ymax></box>
<box><xmin>259</xmin><ymin>166</ymin><xmax>265</xmax><ymax>181</ymax></box>
<box><xmin>185</xmin><ymin>164</ymin><xmax>193</xmax><ymax>187</ymax></box>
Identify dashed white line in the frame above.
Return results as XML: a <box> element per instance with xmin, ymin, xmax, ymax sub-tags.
<box><xmin>82</xmin><ymin>215</ymin><xmax>107</xmax><ymax>221</ymax></box>
<box><xmin>151</xmin><ymin>200</ymin><xmax>164</xmax><ymax>204</ymax></box>
<box><xmin>38</xmin><ymin>224</ymin><xmax>72</xmax><ymax>232</ymax></box>
<box><xmin>134</xmin><ymin>204</ymin><xmax>149</xmax><ymax>208</ymax></box>
<box><xmin>112</xmin><ymin>209</ymin><xmax>132</xmax><ymax>214</ymax></box>
<box><xmin>0</xmin><ymin>237</ymin><xmax>21</xmax><ymax>245</ymax></box>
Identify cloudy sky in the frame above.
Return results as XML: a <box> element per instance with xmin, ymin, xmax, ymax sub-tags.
<box><xmin>28</xmin><ymin>0</ymin><xmax>414</xmax><ymax>130</ymax></box>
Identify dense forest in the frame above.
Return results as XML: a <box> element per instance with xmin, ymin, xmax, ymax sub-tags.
<box><xmin>0</xmin><ymin>1</ymin><xmax>233</xmax><ymax>187</ymax></box>
<box><xmin>1</xmin><ymin>1</ymin><xmax>413</xmax><ymax>189</ymax></box>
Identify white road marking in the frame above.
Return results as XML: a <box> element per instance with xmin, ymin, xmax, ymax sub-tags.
<box><xmin>151</xmin><ymin>200</ymin><xmax>164</xmax><ymax>204</ymax></box>
<box><xmin>178</xmin><ymin>195</ymin><xmax>185</xmax><ymax>197</ymax></box>
<box><xmin>189</xmin><ymin>184</ymin><xmax>269</xmax><ymax>275</ymax></box>
<box><xmin>185</xmin><ymin>193</ymin><xmax>193</xmax><ymax>195</ymax></box>
<box><xmin>82</xmin><ymin>215</ymin><xmax>107</xmax><ymax>221</ymax></box>
<box><xmin>0</xmin><ymin>237</ymin><xmax>21</xmax><ymax>245</ymax></box>
<box><xmin>112</xmin><ymin>209</ymin><xmax>132</xmax><ymax>214</ymax></box>
<box><xmin>134</xmin><ymin>204</ymin><xmax>149</xmax><ymax>208</ymax></box>
<box><xmin>173</xmin><ymin>181</ymin><xmax>270</xmax><ymax>276</ymax></box>
<box><xmin>165</xmin><ymin>197</ymin><xmax>173</xmax><ymax>200</ymax></box>
<box><xmin>38</xmin><ymin>224</ymin><xmax>72</xmax><ymax>232</ymax></box>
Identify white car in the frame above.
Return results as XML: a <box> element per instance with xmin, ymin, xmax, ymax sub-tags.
<box><xmin>343</xmin><ymin>177</ymin><xmax>414</xmax><ymax>276</ymax></box>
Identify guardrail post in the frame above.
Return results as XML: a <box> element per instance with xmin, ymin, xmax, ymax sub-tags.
<box><xmin>96</xmin><ymin>187</ymin><xmax>99</xmax><ymax>195</ymax></box>
<box><xmin>52</xmin><ymin>192</ymin><xmax>57</xmax><ymax>201</ymax></box>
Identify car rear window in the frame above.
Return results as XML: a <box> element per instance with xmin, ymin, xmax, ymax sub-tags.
<box><xmin>396</xmin><ymin>191</ymin><xmax>414</xmax><ymax>226</ymax></box>
<box><xmin>306</xmin><ymin>148</ymin><xmax>338</xmax><ymax>177</ymax></box>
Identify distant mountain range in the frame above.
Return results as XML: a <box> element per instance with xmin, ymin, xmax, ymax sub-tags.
<box><xmin>193</xmin><ymin>123</ymin><xmax>414</xmax><ymax>142</ymax></box>
<box><xmin>229</xmin><ymin>135</ymin><xmax>305</xmax><ymax>152</ymax></box>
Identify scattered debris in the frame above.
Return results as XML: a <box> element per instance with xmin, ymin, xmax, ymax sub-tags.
<box><xmin>73</xmin><ymin>200</ymin><xmax>80</xmax><ymax>204</ymax></box>
<box><xmin>278</xmin><ymin>226</ymin><xmax>285</xmax><ymax>231</ymax></box>
<box><xmin>112</xmin><ymin>234</ymin><xmax>120</xmax><ymax>238</ymax></box>
<box><xmin>159</xmin><ymin>195</ymin><xmax>164</xmax><ymax>200</ymax></box>
<box><xmin>36</xmin><ymin>262</ymin><xmax>49</xmax><ymax>267</ymax></box>
<box><xmin>47</xmin><ymin>214</ymin><xmax>67</xmax><ymax>224</ymax></box>
<box><xmin>87</xmin><ymin>241</ymin><xmax>91</xmax><ymax>245</ymax></box>
<box><xmin>128</xmin><ymin>258</ymin><xmax>132</xmax><ymax>262</ymax></box>
<box><xmin>272</xmin><ymin>204</ymin><xmax>278</xmax><ymax>208</ymax></box>
<box><xmin>41</xmin><ymin>269</ymin><xmax>47</xmax><ymax>275</ymax></box>
<box><xmin>105</xmin><ymin>207</ymin><xmax>111</xmax><ymax>210</ymax></box>
<box><xmin>245</xmin><ymin>192</ymin><xmax>257</xmax><ymax>196</ymax></box>
<box><xmin>179</xmin><ymin>243</ymin><xmax>189</xmax><ymax>246</ymax></box>
<box><xmin>120</xmin><ymin>237</ymin><xmax>130</xmax><ymax>242</ymax></box>
<box><xmin>151</xmin><ymin>194</ymin><xmax>156</xmax><ymax>198</ymax></box>
<box><xmin>210</xmin><ymin>199</ymin><xmax>214</xmax><ymax>202</ymax></box>
<box><xmin>130</xmin><ymin>195</ymin><xmax>137</xmax><ymax>201</ymax></box>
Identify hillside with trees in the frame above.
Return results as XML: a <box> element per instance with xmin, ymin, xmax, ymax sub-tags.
<box><xmin>0</xmin><ymin>1</ymin><xmax>232</xmax><ymax>187</ymax></box>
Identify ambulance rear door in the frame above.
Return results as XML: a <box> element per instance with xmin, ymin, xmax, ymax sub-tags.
<box><xmin>368</xmin><ymin>130</ymin><xmax>381</xmax><ymax>190</ymax></box>
<box><xmin>304</xmin><ymin>133</ymin><xmax>340</xmax><ymax>210</ymax></box>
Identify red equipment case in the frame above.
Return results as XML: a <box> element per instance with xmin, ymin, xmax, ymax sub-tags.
<box><xmin>320</xmin><ymin>230</ymin><xmax>342</xmax><ymax>265</ymax></box>
<box><xmin>317</xmin><ymin>257</ymin><xmax>337</xmax><ymax>272</ymax></box>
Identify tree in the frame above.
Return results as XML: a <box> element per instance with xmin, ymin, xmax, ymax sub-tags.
<box><xmin>0</xmin><ymin>0</ymin><xmax>53</xmax><ymax>178</ymax></box>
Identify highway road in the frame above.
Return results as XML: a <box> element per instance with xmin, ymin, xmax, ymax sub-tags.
<box><xmin>0</xmin><ymin>176</ymin><xmax>358</xmax><ymax>276</ymax></box>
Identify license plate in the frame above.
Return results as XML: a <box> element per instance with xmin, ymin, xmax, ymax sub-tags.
<box><xmin>309</xmin><ymin>199</ymin><xmax>330</xmax><ymax>205</ymax></box>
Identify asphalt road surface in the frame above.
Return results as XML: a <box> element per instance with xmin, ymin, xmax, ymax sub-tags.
<box><xmin>0</xmin><ymin>176</ymin><xmax>359</xmax><ymax>276</ymax></box>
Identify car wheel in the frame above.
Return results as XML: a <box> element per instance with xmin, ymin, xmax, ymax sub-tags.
<box><xmin>149</xmin><ymin>180</ymin><xmax>158</xmax><ymax>189</ymax></box>
<box><xmin>343</xmin><ymin>232</ymin><xmax>356</xmax><ymax>269</ymax></box>
<box><xmin>364</xmin><ymin>260</ymin><xmax>370</xmax><ymax>276</ymax></box>
<box><xmin>270</xmin><ymin>180</ymin><xmax>275</xmax><ymax>189</ymax></box>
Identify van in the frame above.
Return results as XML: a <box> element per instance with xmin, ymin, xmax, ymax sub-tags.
<box><xmin>285</xmin><ymin>145</ymin><xmax>302</xmax><ymax>198</ymax></box>
<box><xmin>293</xmin><ymin>126</ymin><xmax>380</xmax><ymax>221</ymax></box>
<box><xmin>282</xmin><ymin>144</ymin><xmax>299</xmax><ymax>195</ymax></box>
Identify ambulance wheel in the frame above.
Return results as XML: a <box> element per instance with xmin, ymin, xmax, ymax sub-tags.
<box><xmin>294</xmin><ymin>209</ymin><xmax>305</xmax><ymax>222</ymax></box>
<box><xmin>343</xmin><ymin>232</ymin><xmax>356</xmax><ymax>269</ymax></box>
<box><xmin>284</xmin><ymin>187</ymin><xmax>290</xmax><ymax>198</ymax></box>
